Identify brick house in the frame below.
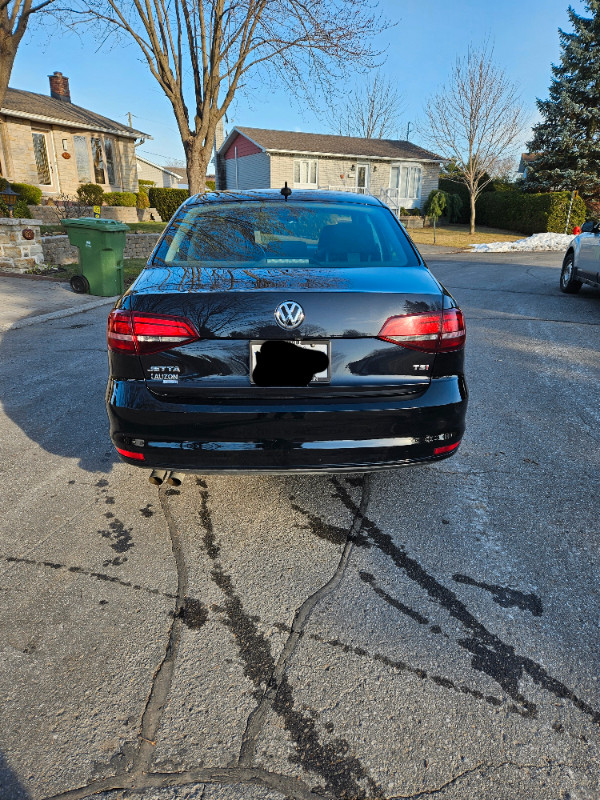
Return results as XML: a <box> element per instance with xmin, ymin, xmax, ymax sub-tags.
<box><xmin>0</xmin><ymin>72</ymin><xmax>149</xmax><ymax>197</ymax></box>
<box><xmin>216</xmin><ymin>127</ymin><xmax>442</xmax><ymax>214</ymax></box>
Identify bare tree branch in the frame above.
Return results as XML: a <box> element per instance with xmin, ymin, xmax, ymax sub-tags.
<box><xmin>422</xmin><ymin>44</ymin><xmax>526</xmax><ymax>233</ymax></box>
<box><xmin>75</xmin><ymin>0</ymin><xmax>384</xmax><ymax>193</ymax></box>
<box><xmin>326</xmin><ymin>71</ymin><xmax>404</xmax><ymax>139</ymax></box>
<box><xmin>0</xmin><ymin>0</ymin><xmax>58</xmax><ymax>112</ymax></box>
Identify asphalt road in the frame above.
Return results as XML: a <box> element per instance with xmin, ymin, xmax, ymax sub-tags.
<box><xmin>0</xmin><ymin>249</ymin><xmax>599</xmax><ymax>800</ymax></box>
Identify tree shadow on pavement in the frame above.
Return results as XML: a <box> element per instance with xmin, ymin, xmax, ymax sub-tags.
<box><xmin>0</xmin><ymin>308</ymin><xmax>118</xmax><ymax>473</ymax></box>
<box><xmin>0</xmin><ymin>751</ymin><xmax>30</xmax><ymax>800</ymax></box>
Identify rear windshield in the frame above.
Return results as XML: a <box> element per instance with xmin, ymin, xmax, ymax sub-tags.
<box><xmin>152</xmin><ymin>201</ymin><xmax>420</xmax><ymax>268</ymax></box>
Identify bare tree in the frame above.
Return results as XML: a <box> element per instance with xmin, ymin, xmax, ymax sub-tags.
<box><xmin>328</xmin><ymin>72</ymin><xmax>403</xmax><ymax>139</ymax></box>
<box><xmin>79</xmin><ymin>0</ymin><xmax>383</xmax><ymax>194</ymax></box>
<box><xmin>0</xmin><ymin>0</ymin><xmax>56</xmax><ymax>109</ymax></box>
<box><xmin>423</xmin><ymin>45</ymin><xmax>525</xmax><ymax>233</ymax></box>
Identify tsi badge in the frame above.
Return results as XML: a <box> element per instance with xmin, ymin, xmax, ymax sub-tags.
<box><xmin>149</xmin><ymin>365</ymin><xmax>180</xmax><ymax>383</ymax></box>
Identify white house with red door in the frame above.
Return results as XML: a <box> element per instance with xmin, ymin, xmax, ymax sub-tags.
<box><xmin>215</xmin><ymin>126</ymin><xmax>443</xmax><ymax>214</ymax></box>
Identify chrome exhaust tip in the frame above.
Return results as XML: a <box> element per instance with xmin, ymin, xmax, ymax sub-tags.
<box><xmin>149</xmin><ymin>469</ymin><xmax>168</xmax><ymax>486</ymax></box>
<box><xmin>166</xmin><ymin>471</ymin><xmax>185</xmax><ymax>487</ymax></box>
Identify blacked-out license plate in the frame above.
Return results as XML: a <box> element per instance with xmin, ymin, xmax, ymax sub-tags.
<box><xmin>249</xmin><ymin>340</ymin><xmax>331</xmax><ymax>383</ymax></box>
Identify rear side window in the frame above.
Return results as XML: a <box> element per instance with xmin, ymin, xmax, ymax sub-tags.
<box><xmin>153</xmin><ymin>201</ymin><xmax>420</xmax><ymax>268</ymax></box>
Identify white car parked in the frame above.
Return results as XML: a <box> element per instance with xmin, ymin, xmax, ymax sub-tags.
<box><xmin>561</xmin><ymin>221</ymin><xmax>600</xmax><ymax>293</ymax></box>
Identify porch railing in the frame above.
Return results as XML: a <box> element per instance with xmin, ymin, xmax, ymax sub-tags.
<box><xmin>321</xmin><ymin>186</ymin><xmax>416</xmax><ymax>216</ymax></box>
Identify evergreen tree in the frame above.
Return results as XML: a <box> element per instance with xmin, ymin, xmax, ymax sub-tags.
<box><xmin>527</xmin><ymin>1</ymin><xmax>600</xmax><ymax>201</ymax></box>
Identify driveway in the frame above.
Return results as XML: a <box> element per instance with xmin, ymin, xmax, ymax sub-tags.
<box><xmin>0</xmin><ymin>250</ymin><xmax>599</xmax><ymax>800</ymax></box>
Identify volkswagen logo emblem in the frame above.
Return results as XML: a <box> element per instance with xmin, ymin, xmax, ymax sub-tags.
<box><xmin>274</xmin><ymin>300</ymin><xmax>305</xmax><ymax>330</ymax></box>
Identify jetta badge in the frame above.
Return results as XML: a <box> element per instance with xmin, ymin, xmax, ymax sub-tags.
<box><xmin>274</xmin><ymin>300</ymin><xmax>305</xmax><ymax>330</ymax></box>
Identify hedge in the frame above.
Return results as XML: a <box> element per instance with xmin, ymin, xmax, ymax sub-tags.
<box><xmin>11</xmin><ymin>182</ymin><xmax>42</xmax><ymax>205</ymax></box>
<box><xmin>148</xmin><ymin>187</ymin><xmax>189</xmax><ymax>221</ymax></box>
<box><xmin>438</xmin><ymin>179</ymin><xmax>471</xmax><ymax>223</ymax></box>
<box><xmin>103</xmin><ymin>191</ymin><xmax>137</xmax><ymax>207</ymax></box>
<box><xmin>476</xmin><ymin>190</ymin><xmax>586</xmax><ymax>235</ymax></box>
<box><xmin>438</xmin><ymin>177</ymin><xmax>499</xmax><ymax>224</ymax></box>
<box><xmin>77</xmin><ymin>183</ymin><xmax>104</xmax><ymax>205</ymax></box>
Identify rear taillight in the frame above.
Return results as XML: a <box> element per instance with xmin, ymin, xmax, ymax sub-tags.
<box><xmin>434</xmin><ymin>441</ymin><xmax>461</xmax><ymax>456</ymax></box>
<box><xmin>107</xmin><ymin>310</ymin><xmax>200</xmax><ymax>355</ymax></box>
<box><xmin>116</xmin><ymin>446</ymin><xmax>145</xmax><ymax>461</ymax></box>
<box><xmin>377</xmin><ymin>308</ymin><xmax>465</xmax><ymax>353</ymax></box>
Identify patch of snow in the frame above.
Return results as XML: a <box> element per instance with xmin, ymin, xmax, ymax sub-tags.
<box><xmin>470</xmin><ymin>233</ymin><xmax>575</xmax><ymax>253</ymax></box>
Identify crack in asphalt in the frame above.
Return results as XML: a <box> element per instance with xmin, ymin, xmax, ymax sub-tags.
<box><xmin>44</xmin><ymin>766</ymin><xmax>325</xmax><ymax>800</ymax></box>
<box><xmin>388</xmin><ymin>762</ymin><xmax>486</xmax><ymax>799</ymax></box>
<box><xmin>0</xmin><ymin>554</ymin><xmax>177</xmax><ymax>601</ymax></box>
<box><xmin>331</xmin><ymin>480</ymin><xmax>600</xmax><ymax>728</ymax></box>
<box><xmin>239</xmin><ymin>476</ymin><xmax>373</xmax><ymax>768</ymax></box>
<box><xmin>388</xmin><ymin>760</ymin><xmax>575</xmax><ymax>800</ymax></box>
<box><xmin>268</xmin><ymin>620</ymin><xmax>530</xmax><ymax>717</ymax></box>
<box><xmin>192</xmin><ymin>475</ymin><xmax>383</xmax><ymax>798</ymax></box>
<box><xmin>130</xmin><ymin>485</ymin><xmax>190</xmax><ymax>777</ymax></box>
<box><xmin>32</xmin><ymin>471</ymin><xmax>598</xmax><ymax>800</ymax></box>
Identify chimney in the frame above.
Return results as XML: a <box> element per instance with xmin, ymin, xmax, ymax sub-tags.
<box><xmin>49</xmin><ymin>71</ymin><xmax>71</xmax><ymax>103</ymax></box>
<box><xmin>214</xmin><ymin>118</ymin><xmax>225</xmax><ymax>153</ymax></box>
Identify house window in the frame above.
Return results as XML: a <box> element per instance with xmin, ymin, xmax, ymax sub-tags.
<box><xmin>73</xmin><ymin>136</ymin><xmax>91</xmax><ymax>182</ymax></box>
<box><xmin>104</xmin><ymin>138</ymin><xmax>116</xmax><ymax>185</ymax></box>
<box><xmin>293</xmin><ymin>159</ymin><xmax>317</xmax><ymax>187</ymax></box>
<box><xmin>90</xmin><ymin>137</ymin><xmax>106</xmax><ymax>184</ymax></box>
<box><xmin>390</xmin><ymin>164</ymin><xmax>422</xmax><ymax>199</ymax></box>
<box><xmin>32</xmin><ymin>132</ymin><xmax>52</xmax><ymax>185</ymax></box>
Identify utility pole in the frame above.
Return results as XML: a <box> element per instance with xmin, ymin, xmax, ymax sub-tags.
<box><xmin>127</xmin><ymin>112</ymin><xmax>133</xmax><ymax>128</ymax></box>
<box><xmin>406</xmin><ymin>122</ymin><xmax>412</xmax><ymax>141</ymax></box>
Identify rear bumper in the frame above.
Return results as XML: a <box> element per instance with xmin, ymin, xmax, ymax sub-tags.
<box><xmin>106</xmin><ymin>376</ymin><xmax>468</xmax><ymax>473</ymax></box>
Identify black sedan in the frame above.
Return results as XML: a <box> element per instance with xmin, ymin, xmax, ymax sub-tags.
<box><xmin>106</xmin><ymin>190</ymin><xmax>467</xmax><ymax>474</ymax></box>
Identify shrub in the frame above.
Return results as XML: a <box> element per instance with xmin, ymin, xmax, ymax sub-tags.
<box><xmin>136</xmin><ymin>191</ymin><xmax>150</xmax><ymax>210</ymax></box>
<box><xmin>11</xmin><ymin>182</ymin><xmax>42</xmax><ymax>205</ymax></box>
<box><xmin>205</xmin><ymin>179</ymin><xmax>216</xmax><ymax>191</ymax></box>
<box><xmin>138</xmin><ymin>179</ymin><xmax>155</xmax><ymax>190</ymax></box>
<box><xmin>77</xmin><ymin>183</ymin><xmax>104</xmax><ymax>206</ymax></box>
<box><xmin>0</xmin><ymin>198</ymin><xmax>8</xmax><ymax>217</ymax></box>
<box><xmin>14</xmin><ymin>199</ymin><xmax>32</xmax><ymax>218</ymax></box>
<box><xmin>476</xmin><ymin>190</ymin><xmax>586</xmax><ymax>235</ymax></box>
<box><xmin>148</xmin><ymin>187</ymin><xmax>189</xmax><ymax>221</ymax></box>
<box><xmin>103</xmin><ymin>191</ymin><xmax>137</xmax><ymax>207</ymax></box>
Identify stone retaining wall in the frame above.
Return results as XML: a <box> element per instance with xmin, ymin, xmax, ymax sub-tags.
<box><xmin>42</xmin><ymin>232</ymin><xmax>161</xmax><ymax>265</ymax></box>
<box><xmin>30</xmin><ymin>205</ymin><xmax>161</xmax><ymax>225</ymax></box>
<box><xmin>0</xmin><ymin>219</ymin><xmax>44</xmax><ymax>271</ymax></box>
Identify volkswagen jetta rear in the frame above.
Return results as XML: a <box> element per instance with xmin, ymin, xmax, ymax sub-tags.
<box><xmin>106</xmin><ymin>190</ymin><xmax>467</xmax><ymax>473</ymax></box>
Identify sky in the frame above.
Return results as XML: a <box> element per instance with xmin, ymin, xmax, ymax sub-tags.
<box><xmin>10</xmin><ymin>0</ymin><xmax>589</xmax><ymax>169</ymax></box>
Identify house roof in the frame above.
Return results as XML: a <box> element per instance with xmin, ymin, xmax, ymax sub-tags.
<box><xmin>229</xmin><ymin>126</ymin><xmax>442</xmax><ymax>162</ymax></box>
<box><xmin>1</xmin><ymin>88</ymin><xmax>149</xmax><ymax>139</ymax></box>
<box><xmin>518</xmin><ymin>153</ymin><xmax>538</xmax><ymax>173</ymax></box>
<box><xmin>136</xmin><ymin>154</ymin><xmax>181</xmax><ymax>179</ymax></box>
<box><xmin>164</xmin><ymin>166</ymin><xmax>187</xmax><ymax>180</ymax></box>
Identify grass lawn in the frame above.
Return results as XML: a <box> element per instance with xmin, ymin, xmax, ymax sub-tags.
<box><xmin>40</xmin><ymin>221</ymin><xmax>167</xmax><ymax>236</ymax></box>
<box><xmin>28</xmin><ymin>258</ymin><xmax>147</xmax><ymax>288</ymax></box>
<box><xmin>408</xmin><ymin>224</ymin><xmax>521</xmax><ymax>249</ymax></box>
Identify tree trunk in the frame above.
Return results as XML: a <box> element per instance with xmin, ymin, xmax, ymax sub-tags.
<box><xmin>469</xmin><ymin>191</ymin><xmax>476</xmax><ymax>235</ymax></box>
<box><xmin>185</xmin><ymin>133</ymin><xmax>212</xmax><ymax>196</ymax></box>
<box><xmin>0</xmin><ymin>33</ymin><xmax>19</xmax><ymax>112</ymax></box>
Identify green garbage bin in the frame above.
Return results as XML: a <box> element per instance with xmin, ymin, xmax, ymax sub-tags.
<box><xmin>61</xmin><ymin>217</ymin><xmax>129</xmax><ymax>297</ymax></box>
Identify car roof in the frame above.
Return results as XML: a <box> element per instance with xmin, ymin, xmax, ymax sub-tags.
<box><xmin>185</xmin><ymin>189</ymin><xmax>384</xmax><ymax>208</ymax></box>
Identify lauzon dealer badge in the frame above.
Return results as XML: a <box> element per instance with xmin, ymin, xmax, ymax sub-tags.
<box><xmin>149</xmin><ymin>365</ymin><xmax>180</xmax><ymax>383</ymax></box>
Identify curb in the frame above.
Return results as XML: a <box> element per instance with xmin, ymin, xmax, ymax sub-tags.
<box><xmin>0</xmin><ymin>295</ymin><xmax>118</xmax><ymax>333</ymax></box>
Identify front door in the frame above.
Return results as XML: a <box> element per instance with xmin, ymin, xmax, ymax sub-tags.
<box><xmin>31</xmin><ymin>131</ymin><xmax>57</xmax><ymax>192</ymax></box>
<box><xmin>356</xmin><ymin>163</ymin><xmax>369</xmax><ymax>194</ymax></box>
